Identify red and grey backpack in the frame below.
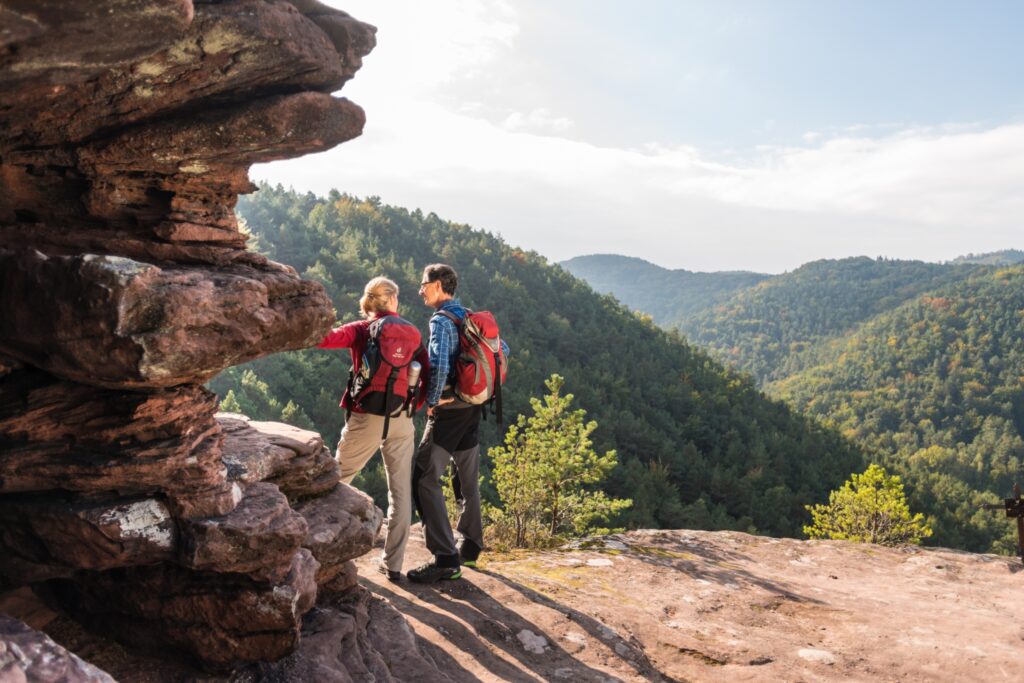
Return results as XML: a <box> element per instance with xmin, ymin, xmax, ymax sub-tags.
<box><xmin>348</xmin><ymin>315</ymin><xmax>423</xmax><ymax>438</ymax></box>
<box><xmin>437</xmin><ymin>308</ymin><xmax>508</xmax><ymax>424</ymax></box>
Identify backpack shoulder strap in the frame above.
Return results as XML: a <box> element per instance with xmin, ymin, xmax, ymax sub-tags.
<box><xmin>367</xmin><ymin>316</ymin><xmax>386</xmax><ymax>339</ymax></box>
<box><xmin>435</xmin><ymin>309</ymin><xmax>462</xmax><ymax>327</ymax></box>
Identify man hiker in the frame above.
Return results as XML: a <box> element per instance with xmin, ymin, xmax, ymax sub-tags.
<box><xmin>408</xmin><ymin>263</ymin><xmax>510</xmax><ymax>583</ymax></box>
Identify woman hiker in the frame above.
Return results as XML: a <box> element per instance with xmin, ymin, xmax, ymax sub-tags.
<box><xmin>317</xmin><ymin>276</ymin><xmax>429</xmax><ymax>580</ymax></box>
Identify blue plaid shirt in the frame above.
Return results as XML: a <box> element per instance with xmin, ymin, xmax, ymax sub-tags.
<box><xmin>427</xmin><ymin>298</ymin><xmax>510</xmax><ymax>406</ymax></box>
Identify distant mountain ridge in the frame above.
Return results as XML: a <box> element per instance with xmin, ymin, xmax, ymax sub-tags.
<box><xmin>559</xmin><ymin>254</ymin><xmax>769</xmax><ymax>325</ymax></box>
<box><xmin>677</xmin><ymin>256</ymin><xmax>979</xmax><ymax>384</ymax></box>
<box><xmin>949</xmin><ymin>249</ymin><xmax>1024</xmax><ymax>266</ymax></box>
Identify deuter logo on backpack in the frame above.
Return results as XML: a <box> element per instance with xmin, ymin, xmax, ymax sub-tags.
<box><xmin>438</xmin><ymin>309</ymin><xmax>507</xmax><ymax>422</ymax></box>
<box><xmin>349</xmin><ymin>315</ymin><xmax>423</xmax><ymax>438</ymax></box>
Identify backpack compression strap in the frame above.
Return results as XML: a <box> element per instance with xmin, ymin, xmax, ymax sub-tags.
<box><xmin>493</xmin><ymin>348</ymin><xmax>503</xmax><ymax>426</ymax></box>
<box><xmin>380</xmin><ymin>365</ymin><xmax>400</xmax><ymax>440</ymax></box>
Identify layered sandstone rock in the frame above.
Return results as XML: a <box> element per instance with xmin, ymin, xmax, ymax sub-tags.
<box><xmin>0</xmin><ymin>251</ymin><xmax>334</xmax><ymax>388</ymax></box>
<box><xmin>218</xmin><ymin>412</ymin><xmax>341</xmax><ymax>500</ymax></box>
<box><xmin>0</xmin><ymin>0</ymin><xmax>398</xmax><ymax>675</ymax></box>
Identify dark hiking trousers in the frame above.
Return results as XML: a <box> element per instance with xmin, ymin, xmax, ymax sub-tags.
<box><xmin>413</xmin><ymin>404</ymin><xmax>483</xmax><ymax>565</ymax></box>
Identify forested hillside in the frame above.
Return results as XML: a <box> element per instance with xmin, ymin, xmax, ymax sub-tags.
<box><xmin>565</xmin><ymin>256</ymin><xmax>984</xmax><ymax>385</ymax></box>
<box><xmin>677</xmin><ymin>257</ymin><xmax>978</xmax><ymax>384</ymax></box>
<box><xmin>209</xmin><ymin>184</ymin><xmax>864</xmax><ymax>538</ymax></box>
<box><xmin>566</xmin><ymin>252</ymin><xmax>1024</xmax><ymax>553</ymax></box>
<box><xmin>560</xmin><ymin>254</ymin><xmax>768</xmax><ymax>327</ymax></box>
<box><xmin>769</xmin><ymin>266</ymin><xmax>1024</xmax><ymax>553</ymax></box>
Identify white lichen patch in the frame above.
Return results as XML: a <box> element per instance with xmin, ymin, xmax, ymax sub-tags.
<box><xmin>312</xmin><ymin>530</ymin><xmax>335</xmax><ymax>544</ymax></box>
<box><xmin>98</xmin><ymin>499</ymin><xmax>174</xmax><ymax>548</ymax></box>
<box><xmin>201</xmin><ymin>26</ymin><xmax>246</xmax><ymax>54</ymax></box>
<box><xmin>135</xmin><ymin>59</ymin><xmax>166</xmax><ymax>77</ymax></box>
<box><xmin>133</xmin><ymin>85</ymin><xmax>154</xmax><ymax>98</ymax></box>
<box><xmin>563</xmin><ymin>631</ymin><xmax>587</xmax><ymax>646</ymax></box>
<box><xmin>82</xmin><ymin>254</ymin><xmax>157</xmax><ymax>285</ymax></box>
<box><xmin>230</xmin><ymin>482</ymin><xmax>244</xmax><ymax>506</ymax></box>
<box><xmin>271</xmin><ymin>585</ymin><xmax>300</xmax><ymax>617</ymax></box>
<box><xmin>167</xmin><ymin>37</ymin><xmax>200</xmax><ymax>65</ymax></box>
<box><xmin>178</xmin><ymin>161</ymin><xmax>210</xmax><ymax>174</ymax></box>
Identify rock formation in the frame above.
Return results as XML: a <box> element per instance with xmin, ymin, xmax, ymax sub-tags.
<box><xmin>0</xmin><ymin>614</ymin><xmax>117</xmax><ymax>683</ymax></box>
<box><xmin>0</xmin><ymin>1</ymin><xmax>444</xmax><ymax>678</ymax></box>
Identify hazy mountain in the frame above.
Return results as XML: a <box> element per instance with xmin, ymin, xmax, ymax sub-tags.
<box><xmin>950</xmin><ymin>249</ymin><xmax>1024</xmax><ymax>266</ymax></box>
<box><xmin>559</xmin><ymin>254</ymin><xmax>769</xmax><ymax>326</ymax></box>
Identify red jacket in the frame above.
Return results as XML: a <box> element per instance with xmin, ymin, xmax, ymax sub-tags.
<box><xmin>317</xmin><ymin>312</ymin><xmax>430</xmax><ymax>413</ymax></box>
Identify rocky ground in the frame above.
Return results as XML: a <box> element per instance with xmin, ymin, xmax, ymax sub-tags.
<box><xmin>356</xmin><ymin>527</ymin><xmax>1023</xmax><ymax>682</ymax></box>
<box><xmin>4</xmin><ymin>525</ymin><xmax>1020</xmax><ymax>681</ymax></box>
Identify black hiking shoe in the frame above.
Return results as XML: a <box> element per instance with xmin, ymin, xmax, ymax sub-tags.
<box><xmin>377</xmin><ymin>562</ymin><xmax>402</xmax><ymax>582</ymax></box>
<box><xmin>458</xmin><ymin>539</ymin><xmax>482</xmax><ymax>568</ymax></box>
<box><xmin>407</xmin><ymin>561</ymin><xmax>461</xmax><ymax>583</ymax></box>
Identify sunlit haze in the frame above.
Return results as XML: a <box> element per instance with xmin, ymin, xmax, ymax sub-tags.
<box><xmin>252</xmin><ymin>0</ymin><xmax>1024</xmax><ymax>273</ymax></box>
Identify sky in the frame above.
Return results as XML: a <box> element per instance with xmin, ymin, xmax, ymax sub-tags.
<box><xmin>252</xmin><ymin>1</ymin><xmax>1024</xmax><ymax>273</ymax></box>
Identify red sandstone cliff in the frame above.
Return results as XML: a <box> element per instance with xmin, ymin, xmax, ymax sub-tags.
<box><xmin>0</xmin><ymin>1</ymin><xmax>447</xmax><ymax>678</ymax></box>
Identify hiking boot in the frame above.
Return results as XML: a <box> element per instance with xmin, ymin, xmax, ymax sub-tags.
<box><xmin>377</xmin><ymin>562</ymin><xmax>402</xmax><ymax>582</ymax></box>
<box><xmin>458</xmin><ymin>539</ymin><xmax>482</xmax><ymax>568</ymax></box>
<box><xmin>407</xmin><ymin>561</ymin><xmax>461</xmax><ymax>583</ymax></box>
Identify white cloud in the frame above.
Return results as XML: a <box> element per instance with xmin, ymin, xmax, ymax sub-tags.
<box><xmin>502</xmin><ymin>108</ymin><xmax>574</xmax><ymax>133</ymax></box>
<box><xmin>687</xmin><ymin>124</ymin><xmax>1024</xmax><ymax>227</ymax></box>
<box><xmin>256</xmin><ymin>2</ymin><xmax>1024</xmax><ymax>273</ymax></box>
<box><xmin>256</xmin><ymin>100</ymin><xmax>1024</xmax><ymax>272</ymax></box>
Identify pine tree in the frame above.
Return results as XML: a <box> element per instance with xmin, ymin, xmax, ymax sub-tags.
<box><xmin>220</xmin><ymin>389</ymin><xmax>242</xmax><ymax>414</ymax></box>
<box><xmin>804</xmin><ymin>464</ymin><xmax>932</xmax><ymax>546</ymax></box>
<box><xmin>487</xmin><ymin>374</ymin><xmax>631</xmax><ymax>548</ymax></box>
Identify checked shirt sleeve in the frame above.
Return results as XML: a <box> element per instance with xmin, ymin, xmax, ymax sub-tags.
<box><xmin>426</xmin><ymin>314</ymin><xmax>458</xmax><ymax>406</ymax></box>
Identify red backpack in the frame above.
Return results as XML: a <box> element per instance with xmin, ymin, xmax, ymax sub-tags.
<box><xmin>348</xmin><ymin>315</ymin><xmax>423</xmax><ymax>438</ymax></box>
<box><xmin>438</xmin><ymin>309</ymin><xmax>507</xmax><ymax>424</ymax></box>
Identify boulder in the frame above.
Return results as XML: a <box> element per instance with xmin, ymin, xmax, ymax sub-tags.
<box><xmin>0</xmin><ymin>615</ymin><xmax>117</xmax><ymax>683</ymax></box>
<box><xmin>0</xmin><ymin>250</ymin><xmax>334</xmax><ymax>389</ymax></box>
<box><xmin>0</xmin><ymin>0</ymin><xmax>386</xmax><ymax>674</ymax></box>
<box><xmin>252</xmin><ymin>588</ymin><xmax>452</xmax><ymax>683</ymax></box>
<box><xmin>48</xmin><ymin>548</ymin><xmax>320</xmax><ymax>671</ymax></box>
<box><xmin>218</xmin><ymin>412</ymin><xmax>341</xmax><ymax>500</ymax></box>
<box><xmin>179</xmin><ymin>482</ymin><xmax>307</xmax><ymax>583</ymax></box>
<box><xmin>0</xmin><ymin>495</ymin><xmax>176</xmax><ymax>583</ymax></box>
<box><xmin>294</xmin><ymin>484</ymin><xmax>382</xmax><ymax>586</ymax></box>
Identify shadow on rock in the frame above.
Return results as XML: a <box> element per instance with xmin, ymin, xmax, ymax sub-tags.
<box><xmin>478</xmin><ymin>569</ymin><xmax>684</xmax><ymax>683</ymax></box>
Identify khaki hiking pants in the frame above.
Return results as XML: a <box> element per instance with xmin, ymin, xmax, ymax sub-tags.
<box><xmin>336</xmin><ymin>411</ymin><xmax>415</xmax><ymax>573</ymax></box>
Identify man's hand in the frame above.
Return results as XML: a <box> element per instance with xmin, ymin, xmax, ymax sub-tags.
<box><xmin>427</xmin><ymin>397</ymin><xmax>455</xmax><ymax>416</ymax></box>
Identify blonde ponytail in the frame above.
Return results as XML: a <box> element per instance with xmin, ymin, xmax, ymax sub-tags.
<box><xmin>359</xmin><ymin>276</ymin><xmax>399</xmax><ymax>318</ymax></box>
